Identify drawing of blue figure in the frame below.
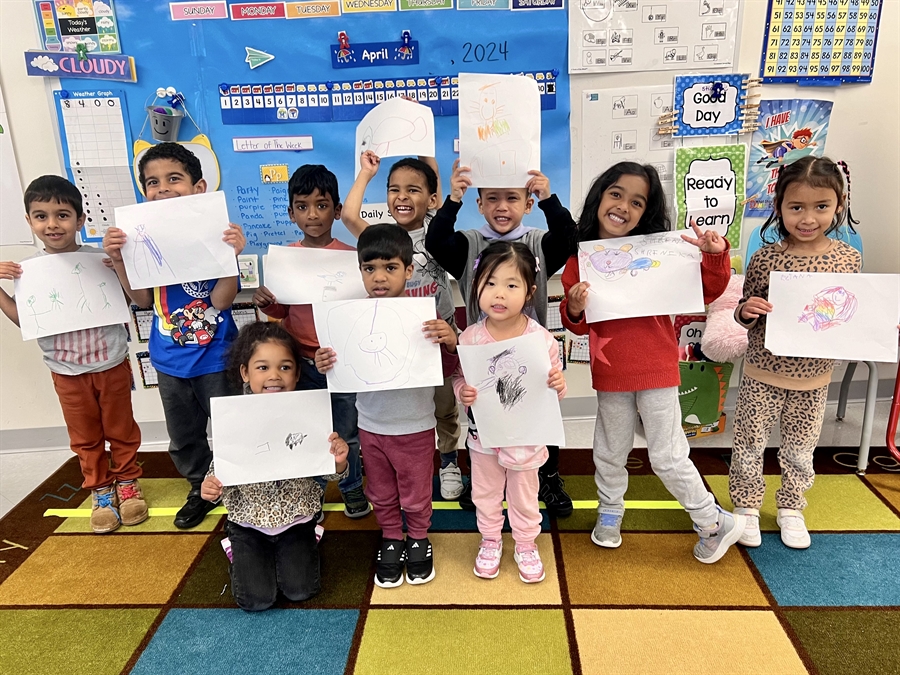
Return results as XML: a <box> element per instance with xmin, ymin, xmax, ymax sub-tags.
<box><xmin>134</xmin><ymin>224</ymin><xmax>174</xmax><ymax>279</ymax></box>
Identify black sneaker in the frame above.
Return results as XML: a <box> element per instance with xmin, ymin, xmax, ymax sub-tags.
<box><xmin>538</xmin><ymin>472</ymin><xmax>573</xmax><ymax>518</ymax></box>
<box><xmin>405</xmin><ymin>536</ymin><xmax>435</xmax><ymax>585</ymax></box>
<box><xmin>458</xmin><ymin>479</ymin><xmax>475</xmax><ymax>512</ymax></box>
<box><xmin>174</xmin><ymin>489</ymin><xmax>216</xmax><ymax>529</ymax></box>
<box><xmin>375</xmin><ymin>538</ymin><xmax>406</xmax><ymax>588</ymax></box>
<box><xmin>341</xmin><ymin>486</ymin><xmax>371</xmax><ymax>518</ymax></box>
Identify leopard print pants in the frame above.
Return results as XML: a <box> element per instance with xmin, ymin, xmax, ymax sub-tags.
<box><xmin>729</xmin><ymin>375</ymin><xmax>828</xmax><ymax>511</ymax></box>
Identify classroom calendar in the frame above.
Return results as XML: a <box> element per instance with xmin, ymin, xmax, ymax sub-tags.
<box><xmin>760</xmin><ymin>0</ymin><xmax>883</xmax><ymax>83</ymax></box>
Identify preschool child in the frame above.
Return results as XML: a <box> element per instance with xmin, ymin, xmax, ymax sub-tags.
<box><xmin>315</xmin><ymin>224</ymin><xmax>459</xmax><ymax>588</ymax></box>
<box><xmin>425</xmin><ymin>160</ymin><xmax>576</xmax><ymax>517</ymax></box>
<box><xmin>342</xmin><ymin>151</ymin><xmax>463</xmax><ymax>501</ymax></box>
<box><xmin>0</xmin><ymin>176</ymin><xmax>147</xmax><ymax>534</ymax></box>
<box><xmin>252</xmin><ymin>164</ymin><xmax>368</xmax><ymax>520</ymax></box>
<box><xmin>454</xmin><ymin>242</ymin><xmax>566</xmax><ymax>583</ymax></box>
<box><xmin>200</xmin><ymin>321</ymin><xmax>349</xmax><ymax>611</ymax></box>
<box><xmin>103</xmin><ymin>142</ymin><xmax>245</xmax><ymax>530</ymax></box>
<box><xmin>560</xmin><ymin>161</ymin><xmax>746</xmax><ymax>563</ymax></box>
<box><xmin>730</xmin><ymin>156</ymin><xmax>862</xmax><ymax>549</ymax></box>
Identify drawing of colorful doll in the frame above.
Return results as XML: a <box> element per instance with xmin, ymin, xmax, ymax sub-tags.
<box><xmin>169</xmin><ymin>299</ymin><xmax>217</xmax><ymax>346</ymax></box>
<box><xmin>798</xmin><ymin>286</ymin><xmax>858</xmax><ymax>332</ymax></box>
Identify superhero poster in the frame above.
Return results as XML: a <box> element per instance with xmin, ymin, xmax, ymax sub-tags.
<box><xmin>744</xmin><ymin>99</ymin><xmax>833</xmax><ymax>219</ymax></box>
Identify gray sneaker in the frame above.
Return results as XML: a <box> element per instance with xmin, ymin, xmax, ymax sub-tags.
<box><xmin>590</xmin><ymin>508</ymin><xmax>624</xmax><ymax>548</ymax></box>
<box><xmin>693</xmin><ymin>506</ymin><xmax>747</xmax><ymax>564</ymax></box>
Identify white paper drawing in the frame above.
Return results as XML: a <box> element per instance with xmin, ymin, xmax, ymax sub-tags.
<box><xmin>211</xmin><ymin>389</ymin><xmax>336</xmax><ymax>486</ymax></box>
<box><xmin>14</xmin><ymin>251</ymin><xmax>131</xmax><ymax>341</ymax></box>
<box><xmin>458</xmin><ymin>73</ymin><xmax>541</xmax><ymax>188</ymax></box>
<box><xmin>355</xmin><ymin>97</ymin><xmax>435</xmax><ymax>172</ymax></box>
<box><xmin>457</xmin><ymin>332</ymin><xmax>565</xmax><ymax>449</ymax></box>
<box><xmin>263</xmin><ymin>245</ymin><xmax>368</xmax><ymax>304</ymax></box>
<box><xmin>115</xmin><ymin>191</ymin><xmax>238</xmax><ymax>290</ymax></box>
<box><xmin>765</xmin><ymin>272</ymin><xmax>900</xmax><ymax>363</ymax></box>
<box><xmin>312</xmin><ymin>297</ymin><xmax>443</xmax><ymax>393</ymax></box>
<box><xmin>578</xmin><ymin>231</ymin><xmax>705</xmax><ymax>323</ymax></box>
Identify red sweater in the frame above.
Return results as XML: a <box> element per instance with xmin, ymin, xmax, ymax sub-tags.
<box><xmin>560</xmin><ymin>243</ymin><xmax>731</xmax><ymax>392</ymax></box>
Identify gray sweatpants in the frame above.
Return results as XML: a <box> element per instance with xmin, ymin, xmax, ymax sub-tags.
<box><xmin>593</xmin><ymin>388</ymin><xmax>719</xmax><ymax>527</ymax></box>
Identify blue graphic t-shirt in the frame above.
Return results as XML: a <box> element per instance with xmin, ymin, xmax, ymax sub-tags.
<box><xmin>149</xmin><ymin>279</ymin><xmax>237</xmax><ymax>378</ymax></box>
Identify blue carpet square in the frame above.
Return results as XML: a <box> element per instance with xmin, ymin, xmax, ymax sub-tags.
<box><xmin>131</xmin><ymin>609</ymin><xmax>358</xmax><ymax>675</ymax></box>
<box><xmin>748</xmin><ymin>534</ymin><xmax>900</xmax><ymax>606</ymax></box>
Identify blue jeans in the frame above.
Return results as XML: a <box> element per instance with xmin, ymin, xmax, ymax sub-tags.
<box><xmin>299</xmin><ymin>357</ymin><xmax>363</xmax><ymax>494</ymax></box>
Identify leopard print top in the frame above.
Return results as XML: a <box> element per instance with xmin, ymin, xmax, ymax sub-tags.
<box><xmin>737</xmin><ymin>240</ymin><xmax>861</xmax><ymax>390</ymax></box>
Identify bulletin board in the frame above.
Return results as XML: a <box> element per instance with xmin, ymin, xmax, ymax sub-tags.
<box><xmin>54</xmin><ymin>4</ymin><xmax>571</xmax><ymax>257</ymax></box>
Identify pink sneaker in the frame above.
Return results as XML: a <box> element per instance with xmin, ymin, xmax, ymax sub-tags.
<box><xmin>473</xmin><ymin>538</ymin><xmax>502</xmax><ymax>579</ymax></box>
<box><xmin>514</xmin><ymin>543</ymin><xmax>545</xmax><ymax>583</ymax></box>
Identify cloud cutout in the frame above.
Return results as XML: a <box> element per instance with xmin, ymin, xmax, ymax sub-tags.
<box><xmin>31</xmin><ymin>55</ymin><xmax>59</xmax><ymax>72</ymax></box>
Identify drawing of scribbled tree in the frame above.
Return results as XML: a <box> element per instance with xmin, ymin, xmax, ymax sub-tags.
<box><xmin>98</xmin><ymin>281</ymin><xmax>111</xmax><ymax>309</ymax></box>
<box><xmin>72</xmin><ymin>262</ymin><xmax>91</xmax><ymax>313</ymax></box>
<box><xmin>48</xmin><ymin>288</ymin><xmax>64</xmax><ymax>311</ymax></box>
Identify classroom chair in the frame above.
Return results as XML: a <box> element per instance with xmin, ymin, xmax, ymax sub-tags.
<box><xmin>745</xmin><ymin>224</ymin><xmax>878</xmax><ymax>474</ymax></box>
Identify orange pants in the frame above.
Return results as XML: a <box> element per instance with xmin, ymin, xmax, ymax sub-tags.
<box><xmin>51</xmin><ymin>359</ymin><xmax>142</xmax><ymax>490</ymax></box>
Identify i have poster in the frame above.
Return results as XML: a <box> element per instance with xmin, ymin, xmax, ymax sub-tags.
<box><xmin>745</xmin><ymin>99</ymin><xmax>833</xmax><ymax>218</ymax></box>
<box><xmin>675</xmin><ymin>144</ymin><xmax>746</xmax><ymax>252</ymax></box>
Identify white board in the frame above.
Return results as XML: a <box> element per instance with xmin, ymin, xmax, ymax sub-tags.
<box><xmin>211</xmin><ymin>390</ymin><xmax>336</xmax><ymax>486</ymax></box>
<box><xmin>569</xmin><ymin>0</ymin><xmax>741</xmax><ymax>74</ymax></box>
<box><xmin>458</xmin><ymin>73</ymin><xmax>541</xmax><ymax>188</ymax></box>
<box><xmin>312</xmin><ymin>297</ymin><xmax>443</xmax><ymax>393</ymax></box>
<box><xmin>115</xmin><ymin>191</ymin><xmax>238</xmax><ymax>290</ymax></box>
<box><xmin>14</xmin><ymin>251</ymin><xmax>131</xmax><ymax>341</ymax></box>
<box><xmin>578</xmin><ymin>231</ymin><xmax>704</xmax><ymax>322</ymax></box>
<box><xmin>0</xmin><ymin>84</ymin><xmax>32</xmax><ymax>246</ymax></box>
<box><xmin>765</xmin><ymin>272</ymin><xmax>900</xmax><ymax>363</ymax></box>
<box><xmin>264</xmin><ymin>245</ymin><xmax>367</xmax><ymax>304</ymax></box>
<box><xmin>355</xmin><ymin>97</ymin><xmax>435</xmax><ymax>172</ymax></box>
<box><xmin>457</xmin><ymin>331</ymin><xmax>565</xmax><ymax>449</ymax></box>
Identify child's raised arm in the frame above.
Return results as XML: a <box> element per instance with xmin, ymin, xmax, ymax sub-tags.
<box><xmin>0</xmin><ymin>261</ymin><xmax>23</xmax><ymax>326</ymax></box>
<box><xmin>423</xmin><ymin>160</ymin><xmax>471</xmax><ymax>280</ymax></box>
<box><xmin>533</xmin><ymin>172</ymin><xmax>578</xmax><ymax>276</ymax></box>
<box><xmin>342</xmin><ymin>151</ymin><xmax>381</xmax><ymax>238</ymax></box>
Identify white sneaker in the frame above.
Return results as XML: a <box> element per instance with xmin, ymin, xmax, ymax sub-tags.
<box><xmin>439</xmin><ymin>462</ymin><xmax>464</xmax><ymax>500</ymax></box>
<box><xmin>735</xmin><ymin>508</ymin><xmax>761</xmax><ymax>547</ymax></box>
<box><xmin>777</xmin><ymin>508</ymin><xmax>811</xmax><ymax>549</ymax></box>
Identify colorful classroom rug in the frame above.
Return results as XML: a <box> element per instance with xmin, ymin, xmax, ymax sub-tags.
<box><xmin>0</xmin><ymin>447</ymin><xmax>898</xmax><ymax>675</ymax></box>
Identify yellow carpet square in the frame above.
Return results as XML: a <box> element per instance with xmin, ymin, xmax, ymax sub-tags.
<box><xmin>356</xmin><ymin>609</ymin><xmax>572</xmax><ymax>675</ymax></box>
<box><xmin>560</xmin><ymin>533</ymin><xmax>767</xmax><ymax>607</ymax></box>
<box><xmin>54</xmin><ymin>479</ymin><xmax>222</xmax><ymax>533</ymax></box>
<box><xmin>865</xmin><ymin>474</ymin><xmax>900</xmax><ymax>513</ymax></box>
<box><xmin>707</xmin><ymin>474</ymin><xmax>900</xmax><ymax>531</ymax></box>
<box><xmin>0</xmin><ymin>535</ymin><xmax>208</xmax><ymax>605</ymax></box>
<box><xmin>370</xmin><ymin>533</ymin><xmax>560</xmax><ymax>605</ymax></box>
<box><xmin>572</xmin><ymin>609</ymin><xmax>807</xmax><ymax>675</ymax></box>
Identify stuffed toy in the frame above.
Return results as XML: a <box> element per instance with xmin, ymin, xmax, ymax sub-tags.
<box><xmin>700</xmin><ymin>274</ymin><xmax>748</xmax><ymax>363</ymax></box>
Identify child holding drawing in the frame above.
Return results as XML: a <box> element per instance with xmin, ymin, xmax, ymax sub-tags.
<box><xmin>425</xmin><ymin>160</ymin><xmax>576</xmax><ymax>517</ymax></box>
<box><xmin>315</xmin><ymin>224</ymin><xmax>459</xmax><ymax>588</ymax></box>
<box><xmin>730</xmin><ymin>156</ymin><xmax>862</xmax><ymax>550</ymax></box>
<box><xmin>342</xmin><ymin>152</ymin><xmax>465</xmax><ymax>502</ymax></box>
<box><xmin>453</xmin><ymin>242</ymin><xmax>566</xmax><ymax>583</ymax></box>
<box><xmin>560</xmin><ymin>161</ymin><xmax>746</xmax><ymax>563</ymax></box>
<box><xmin>200</xmin><ymin>321</ymin><xmax>349</xmax><ymax>612</ymax></box>
<box><xmin>252</xmin><ymin>164</ymin><xmax>368</xmax><ymax>521</ymax></box>
<box><xmin>0</xmin><ymin>175</ymin><xmax>147</xmax><ymax>534</ymax></box>
<box><xmin>103</xmin><ymin>142</ymin><xmax>245</xmax><ymax>530</ymax></box>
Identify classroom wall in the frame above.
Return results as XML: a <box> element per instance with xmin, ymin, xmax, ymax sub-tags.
<box><xmin>1</xmin><ymin>0</ymin><xmax>898</xmax><ymax>434</ymax></box>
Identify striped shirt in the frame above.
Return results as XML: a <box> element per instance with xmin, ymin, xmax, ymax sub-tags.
<box><xmin>26</xmin><ymin>247</ymin><xmax>128</xmax><ymax>376</ymax></box>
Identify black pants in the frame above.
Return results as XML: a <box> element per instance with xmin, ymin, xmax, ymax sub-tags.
<box><xmin>226</xmin><ymin>519</ymin><xmax>321</xmax><ymax>612</ymax></box>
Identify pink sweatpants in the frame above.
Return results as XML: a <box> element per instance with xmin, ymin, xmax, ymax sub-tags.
<box><xmin>359</xmin><ymin>428</ymin><xmax>434</xmax><ymax>540</ymax></box>
<box><xmin>470</xmin><ymin>450</ymin><xmax>541</xmax><ymax>546</ymax></box>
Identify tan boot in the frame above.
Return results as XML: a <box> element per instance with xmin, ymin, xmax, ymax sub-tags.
<box><xmin>116</xmin><ymin>479</ymin><xmax>149</xmax><ymax>526</ymax></box>
<box><xmin>91</xmin><ymin>485</ymin><xmax>121</xmax><ymax>534</ymax></box>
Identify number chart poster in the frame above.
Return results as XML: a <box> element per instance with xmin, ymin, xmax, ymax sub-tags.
<box><xmin>56</xmin><ymin>6</ymin><xmax>571</xmax><ymax>257</ymax></box>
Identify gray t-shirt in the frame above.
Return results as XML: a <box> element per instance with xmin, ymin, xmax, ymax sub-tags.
<box><xmin>407</xmin><ymin>225</ymin><xmax>455</xmax><ymax>323</ymax></box>
<box><xmin>23</xmin><ymin>246</ymin><xmax>128</xmax><ymax>376</ymax></box>
<box><xmin>357</xmin><ymin>386</ymin><xmax>437</xmax><ymax>436</ymax></box>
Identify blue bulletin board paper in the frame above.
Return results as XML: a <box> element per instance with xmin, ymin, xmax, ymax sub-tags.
<box><xmin>56</xmin><ymin>8</ymin><xmax>571</xmax><ymax>257</ymax></box>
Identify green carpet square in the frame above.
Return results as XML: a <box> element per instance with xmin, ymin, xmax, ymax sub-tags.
<box><xmin>707</xmin><ymin>474</ymin><xmax>900</xmax><ymax>531</ymax></box>
<box><xmin>0</xmin><ymin>609</ymin><xmax>158</xmax><ymax>675</ymax></box>
<box><xmin>54</xmin><ymin>479</ymin><xmax>222</xmax><ymax>533</ymax></box>
<box><xmin>355</xmin><ymin>609</ymin><xmax>572</xmax><ymax>675</ymax></box>
<box><xmin>558</xmin><ymin>475</ymin><xmax>694</xmax><ymax>532</ymax></box>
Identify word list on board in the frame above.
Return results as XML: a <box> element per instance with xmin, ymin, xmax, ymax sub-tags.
<box><xmin>53</xmin><ymin>90</ymin><xmax>138</xmax><ymax>243</ymax></box>
<box><xmin>235</xmin><ymin>184</ymin><xmax>301</xmax><ymax>250</ymax></box>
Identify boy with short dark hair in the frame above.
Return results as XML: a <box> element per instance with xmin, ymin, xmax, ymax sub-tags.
<box><xmin>343</xmin><ymin>151</ymin><xmax>464</xmax><ymax>502</ymax></box>
<box><xmin>315</xmin><ymin>223</ymin><xmax>458</xmax><ymax>588</ymax></box>
<box><xmin>103</xmin><ymin>143</ymin><xmax>245</xmax><ymax>529</ymax></box>
<box><xmin>253</xmin><ymin>164</ymin><xmax>368</xmax><ymax>519</ymax></box>
<box><xmin>0</xmin><ymin>175</ymin><xmax>147</xmax><ymax>533</ymax></box>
